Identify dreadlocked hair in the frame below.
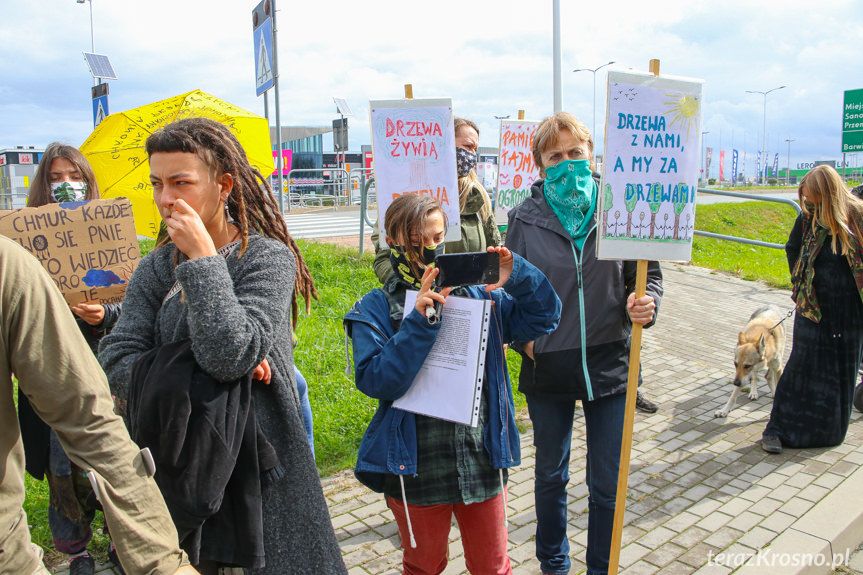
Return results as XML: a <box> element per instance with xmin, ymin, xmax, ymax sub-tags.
<box><xmin>146</xmin><ymin>116</ymin><xmax>317</xmax><ymax>326</ymax></box>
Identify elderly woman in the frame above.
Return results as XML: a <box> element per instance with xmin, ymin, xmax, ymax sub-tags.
<box><xmin>762</xmin><ymin>165</ymin><xmax>863</xmax><ymax>454</ymax></box>
<box><xmin>505</xmin><ymin>112</ymin><xmax>663</xmax><ymax>575</ymax></box>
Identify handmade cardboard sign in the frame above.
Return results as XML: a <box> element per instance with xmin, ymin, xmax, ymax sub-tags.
<box><xmin>495</xmin><ymin>120</ymin><xmax>540</xmax><ymax>225</ymax></box>
<box><xmin>0</xmin><ymin>198</ymin><xmax>140</xmax><ymax>306</ymax></box>
<box><xmin>597</xmin><ymin>71</ymin><xmax>704</xmax><ymax>261</ymax></box>
<box><xmin>369</xmin><ymin>98</ymin><xmax>460</xmax><ymax>246</ymax></box>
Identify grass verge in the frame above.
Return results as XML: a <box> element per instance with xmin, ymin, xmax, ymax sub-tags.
<box><xmin>690</xmin><ymin>200</ymin><xmax>799</xmax><ymax>289</ymax></box>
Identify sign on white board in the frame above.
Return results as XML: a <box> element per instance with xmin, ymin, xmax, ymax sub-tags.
<box><xmin>369</xmin><ymin>98</ymin><xmax>460</xmax><ymax>246</ymax></box>
<box><xmin>597</xmin><ymin>70</ymin><xmax>704</xmax><ymax>262</ymax></box>
<box><xmin>494</xmin><ymin>120</ymin><xmax>540</xmax><ymax>225</ymax></box>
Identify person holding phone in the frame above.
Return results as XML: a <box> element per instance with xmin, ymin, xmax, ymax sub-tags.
<box><xmin>505</xmin><ymin>112</ymin><xmax>663</xmax><ymax>575</ymax></box>
<box><xmin>370</xmin><ymin>117</ymin><xmax>500</xmax><ymax>283</ymax></box>
<box><xmin>345</xmin><ymin>194</ymin><xmax>560</xmax><ymax>574</ymax></box>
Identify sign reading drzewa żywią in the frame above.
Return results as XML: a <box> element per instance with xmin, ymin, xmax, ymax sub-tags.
<box><xmin>369</xmin><ymin>98</ymin><xmax>460</xmax><ymax>246</ymax></box>
<box><xmin>0</xmin><ymin>198</ymin><xmax>140</xmax><ymax>306</ymax></box>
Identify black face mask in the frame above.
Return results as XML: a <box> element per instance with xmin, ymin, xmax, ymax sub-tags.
<box><xmin>389</xmin><ymin>243</ymin><xmax>445</xmax><ymax>288</ymax></box>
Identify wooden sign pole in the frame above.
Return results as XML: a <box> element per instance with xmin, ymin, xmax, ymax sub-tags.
<box><xmin>607</xmin><ymin>58</ymin><xmax>660</xmax><ymax>575</ymax></box>
<box><xmin>404</xmin><ymin>84</ymin><xmax>413</xmax><ymax>99</ymax></box>
<box><xmin>518</xmin><ymin>109</ymin><xmax>525</xmax><ymax>120</ymax></box>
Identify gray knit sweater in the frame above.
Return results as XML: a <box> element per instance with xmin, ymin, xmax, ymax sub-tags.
<box><xmin>99</xmin><ymin>233</ymin><xmax>347</xmax><ymax>574</ymax></box>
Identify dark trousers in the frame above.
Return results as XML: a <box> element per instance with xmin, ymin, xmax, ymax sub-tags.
<box><xmin>528</xmin><ymin>393</ymin><xmax>625</xmax><ymax>575</ymax></box>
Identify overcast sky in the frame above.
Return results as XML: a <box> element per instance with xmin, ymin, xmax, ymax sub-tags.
<box><xmin>2</xmin><ymin>0</ymin><xmax>861</xmax><ymax>176</ymax></box>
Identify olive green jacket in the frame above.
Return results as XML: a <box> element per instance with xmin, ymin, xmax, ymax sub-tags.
<box><xmin>371</xmin><ymin>183</ymin><xmax>501</xmax><ymax>283</ymax></box>
<box><xmin>0</xmin><ymin>236</ymin><xmax>190</xmax><ymax>575</ymax></box>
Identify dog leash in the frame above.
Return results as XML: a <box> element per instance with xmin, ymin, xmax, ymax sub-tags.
<box><xmin>768</xmin><ymin>308</ymin><xmax>794</xmax><ymax>330</ymax></box>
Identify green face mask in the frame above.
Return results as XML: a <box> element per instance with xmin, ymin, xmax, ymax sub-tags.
<box><xmin>544</xmin><ymin>159</ymin><xmax>593</xmax><ymax>205</ymax></box>
<box><xmin>543</xmin><ymin>160</ymin><xmax>596</xmax><ymax>242</ymax></box>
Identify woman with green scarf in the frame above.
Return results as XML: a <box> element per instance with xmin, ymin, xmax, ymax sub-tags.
<box><xmin>504</xmin><ymin>112</ymin><xmax>663</xmax><ymax>575</ymax></box>
<box><xmin>761</xmin><ymin>165</ymin><xmax>863</xmax><ymax>454</ymax></box>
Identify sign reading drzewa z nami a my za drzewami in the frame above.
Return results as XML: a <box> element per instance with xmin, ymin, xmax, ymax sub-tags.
<box><xmin>597</xmin><ymin>70</ymin><xmax>705</xmax><ymax>262</ymax></box>
<box><xmin>369</xmin><ymin>98</ymin><xmax>460</xmax><ymax>246</ymax></box>
<box><xmin>0</xmin><ymin>198</ymin><xmax>140</xmax><ymax>306</ymax></box>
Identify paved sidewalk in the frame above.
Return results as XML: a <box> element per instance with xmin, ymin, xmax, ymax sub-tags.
<box><xmin>321</xmin><ymin>263</ymin><xmax>863</xmax><ymax>575</ymax></box>
<box><xmin>55</xmin><ymin>263</ymin><xmax>863</xmax><ymax>574</ymax></box>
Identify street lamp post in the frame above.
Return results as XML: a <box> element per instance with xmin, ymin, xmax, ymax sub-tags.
<box><xmin>785</xmin><ymin>138</ymin><xmax>795</xmax><ymax>186</ymax></box>
<box><xmin>76</xmin><ymin>0</ymin><xmax>96</xmax><ymax>86</ymax></box>
<box><xmin>573</xmin><ymin>61</ymin><xmax>615</xmax><ymax>164</ymax></box>
<box><xmin>701</xmin><ymin>131</ymin><xmax>710</xmax><ymax>186</ymax></box>
<box><xmin>746</xmin><ymin>85</ymin><xmax>786</xmax><ymax>185</ymax></box>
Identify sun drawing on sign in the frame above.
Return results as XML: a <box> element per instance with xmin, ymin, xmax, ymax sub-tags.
<box><xmin>663</xmin><ymin>93</ymin><xmax>700</xmax><ymax>140</ymax></box>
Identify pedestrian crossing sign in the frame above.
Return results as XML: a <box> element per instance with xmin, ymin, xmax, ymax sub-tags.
<box><xmin>91</xmin><ymin>83</ymin><xmax>109</xmax><ymax>128</ymax></box>
<box><xmin>254</xmin><ymin>17</ymin><xmax>274</xmax><ymax>96</ymax></box>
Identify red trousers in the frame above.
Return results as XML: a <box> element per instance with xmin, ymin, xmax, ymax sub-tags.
<box><xmin>386</xmin><ymin>492</ymin><xmax>512</xmax><ymax>575</ymax></box>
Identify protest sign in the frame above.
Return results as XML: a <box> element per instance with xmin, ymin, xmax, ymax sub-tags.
<box><xmin>0</xmin><ymin>198</ymin><xmax>139</xmax><ymax>306</ymax></box>
<box><xmin>597</xmin><ymin>70</ymin><xmax>704</xmax><ymax>262</ymax></box>
<box><xmin>369</xmin><ymin>98</ymin><xmax>459</xmax><ymax>246</ymax></box>
<box><xmin>495</xmin><ymin>120</ymin><xmax>540</xmax><ymax>225</ymax></box>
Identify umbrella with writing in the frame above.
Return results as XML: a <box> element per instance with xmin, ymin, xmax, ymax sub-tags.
<box><xmin>80</xmin><ymin>89</ymin><xmax>273</xmax><ymax>238</ymax></box>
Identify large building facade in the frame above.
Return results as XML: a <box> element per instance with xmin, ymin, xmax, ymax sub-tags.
<box><xmin>0</xmin><ymin>147</ymin><xmax>43</xmax><ymax>209</ymax></box>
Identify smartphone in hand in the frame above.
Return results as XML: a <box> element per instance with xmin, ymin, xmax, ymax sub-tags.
<box><xmin>434</xmin><ymin>251</ymin><xmax>500</xmax><ymax>287</ymax></box>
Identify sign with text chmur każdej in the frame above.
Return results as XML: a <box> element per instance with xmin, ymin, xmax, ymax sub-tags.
<box><xmin>495</xmin><ymin>120</ymin><xmax>540</xmax><ymax>225</ymax></box>
<box><xmin>369</xmin><ymin>98</ymin><xmax>460</xmax><ymax>247</ymax></box>
<box><xmin>597</xmin><ymin>71</ymin><xmax>704</xmax><ymax>261</ymax></box>
<box><xmin>0</xmin><ymin>198</ymin><xmax>139</xmax><ymax>306</ymax></box>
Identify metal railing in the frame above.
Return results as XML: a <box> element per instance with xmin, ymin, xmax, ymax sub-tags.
<box><xmin>278</xmin><ymin>168</ymin><xmax>353</xmax><ymax>212</ymax></box>
<box><xmin>695</xmin><ymin>188</ymin><xmax>801</xmax><ymax>249</ymax></box>
<box><xmin>357</xmin><ymin>172</ymin><xmax>377</xmax><ymax>256</ymax></box>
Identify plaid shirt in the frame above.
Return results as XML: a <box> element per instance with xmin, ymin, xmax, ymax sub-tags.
<box><xmin>383</xmin><ymin>385</ymin><xmax>506</xmax><ymax>505</ymax></box>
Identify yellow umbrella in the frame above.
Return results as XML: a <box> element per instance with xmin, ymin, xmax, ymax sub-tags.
<box><xmin>80</xmin><ymin>90</ymin><xmax>274</xmax><ymax>238</ymax></box>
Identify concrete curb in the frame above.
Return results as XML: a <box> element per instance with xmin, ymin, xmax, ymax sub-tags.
<box><xmin>734</xmin><ymin>464</ymin><xmax>863</xmax><ymax>575</ymax></box>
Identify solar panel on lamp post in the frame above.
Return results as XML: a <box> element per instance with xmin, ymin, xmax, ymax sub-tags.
<box><xmin>76</xmin><ymin>0</ymin><xmax>96</xmax><ymax>86</ymax></box>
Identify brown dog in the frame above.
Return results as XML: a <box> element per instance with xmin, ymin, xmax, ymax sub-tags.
<box><xmin>715</xmin><ymin>305</ymin><xmax>786</xmax><ymax>418</ymax></box>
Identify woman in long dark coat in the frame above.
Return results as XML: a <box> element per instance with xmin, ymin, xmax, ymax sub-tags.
<box><xmin>762</xmin><ymin>165</ymin><xmax>863</xmax><ymax>454</ymax></box>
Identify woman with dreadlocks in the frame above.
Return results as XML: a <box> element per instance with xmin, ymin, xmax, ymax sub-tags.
<box><xmin>99</xmin><ymin>117</ymin><xmax>346</xmax><ymax>574</ymax></box>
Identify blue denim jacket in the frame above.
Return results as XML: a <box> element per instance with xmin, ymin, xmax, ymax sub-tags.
<box><xmin>344</xmin><ymin>254</ymin><xmax>561</xmax><ymax>492</ymax></box>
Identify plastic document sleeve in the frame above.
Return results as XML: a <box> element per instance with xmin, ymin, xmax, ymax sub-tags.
<box><xmin>393</xmin><ymin>291</ymin><xmax>492</xmax><ymax>427</ymax></box>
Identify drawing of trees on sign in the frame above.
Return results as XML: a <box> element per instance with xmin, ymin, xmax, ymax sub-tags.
<box><xmin>673</xmin><ymin>182</ymin><xmax>688</xmax><ymax>240</ymax></box>
<box><xmin>603</xmin><ymin>183</ymin><xmax>613</xmax><ymax>236</ymax></box>
<box><xmin>648</xmin><ymin>182</ymin><xmax>661</xmax><ymax>238</ymax></box>
<box><xmin>624</xmin><ymin>184</ymin><xmax>638</xmax><ymax>237</ymax></box>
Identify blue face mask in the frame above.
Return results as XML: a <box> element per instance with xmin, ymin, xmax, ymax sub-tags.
<box><xmin>456</xmin><ymin>147</ymin><xmax>478</xmax><ymax>178</ymax></box>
